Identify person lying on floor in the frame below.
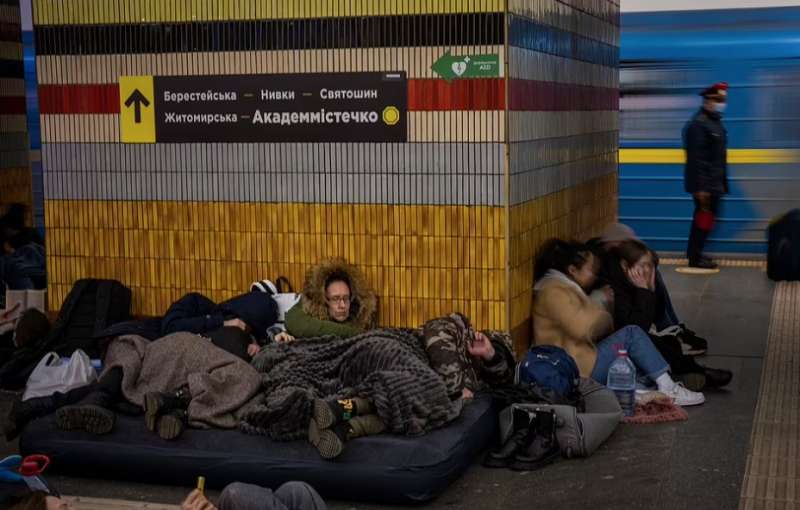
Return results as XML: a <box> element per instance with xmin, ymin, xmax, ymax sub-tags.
<box><xmin>589</xmin><ymin>223</ymin><xmax>709</xmax><ymax>356</ymax></box>
<box><xmin>4</xmin><ymin>290</ymin><xmax>281</xmax><ymax>439</ymax></box>
<box><xmin>283</xmin><ymin>257</ymin><xmax>377</xmax><ymax>340</ymax></box>
<box><xmin>602</xmin><ymin>239</ymin><xmax>733</xmax><ymax>391</ymax></box>
<box><xmin>30</xmin><ymin>326</ymin><xmax>263</xmax><ymax>441</ymax></box>
<box><xmin>160</xmin><ymin>290</ymin><xmax>283</xmax><ymax>357</ymax></box>
<box><xmin>532</xmin><ymin>238</ymin><xmax>705</xmax><ymax>406</ymax></box>
<box><xmin>182</xmin><ymin>481</ymin><xmax>326</xmax><ymax>510</ymax></box>
<box><xmin>98</xmin><ymin>288</ymin><xmax>285</xmax><ymax>350</ymax></box>
<box><xmin>241</xmin><ymin>313</ymin><xmax>513</xmax><ymax>460</ymax></box>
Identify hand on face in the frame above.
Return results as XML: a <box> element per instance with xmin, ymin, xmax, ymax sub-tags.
<box><xmin>467</xmin><ymin>331</ymin><xmax>496</xmax><ymax>361</ymax></box>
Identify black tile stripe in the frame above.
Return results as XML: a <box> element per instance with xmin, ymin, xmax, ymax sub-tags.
<box><xmin>35</xmin><ymin>13</ymin><xmax>505</xmax><ymax>56</ymax></box>
<box><xmin>0</xmin><ymin>58</ymin><xmax>23</xmax><ymax>77</ymax></box>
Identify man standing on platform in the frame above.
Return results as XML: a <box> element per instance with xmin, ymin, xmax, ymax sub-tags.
<box><xmin>683</xmin><ymin>82</ymin><xmax>729</xmax><ymax>269</ymax></box>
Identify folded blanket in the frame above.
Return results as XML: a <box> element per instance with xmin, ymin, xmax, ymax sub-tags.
<box><xmin>623</xmin><ymin>392</ymin><xmax>688</xmax><ymax>424</ymax></box>
<box><xmin>103</xmin><ymin>333</ymin><xmax>263</xmax><ymax>429</ymax></box>
<box><xmin>240</xmin><ymin>329</ymin><xmax>464</xmax><ymax>440</ymax></box>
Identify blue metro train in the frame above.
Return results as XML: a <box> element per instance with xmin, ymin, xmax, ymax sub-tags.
<box><xmin>619</xmin><ymin>6</ymin><xmax>800</xmax><ymax>254</ymax></box>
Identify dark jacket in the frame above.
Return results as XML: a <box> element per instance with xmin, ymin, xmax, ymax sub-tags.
<box><xmin>683</xmin><ymin>108</ymin><xmax>729</xmax><ymax>195</ymax></box>
<box><xmin>161</xmin><ymin>291</ymin><xmax>278</xmax><ymax>341</ymax></box>
<box><xmin>601</xmin><ymin>253</ymin><xmax>658</xmax><ymax>332</ymax></box>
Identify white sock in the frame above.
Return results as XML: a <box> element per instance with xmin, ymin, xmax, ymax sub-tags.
<box><xmin>656</xmin><ymin>373</ymin><xmax>676</xmax><ymax>392</ymax></box>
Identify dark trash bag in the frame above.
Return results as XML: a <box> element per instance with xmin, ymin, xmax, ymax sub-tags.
<box><xmin>514</xmin><ymin>345</ymin><xmax>581</xmax><ymax>406</ymax></box>
<box><xmin>768</xmin><ymin>209</ymin><xmax>800</xmax><ymax>282</ymax></box>
<box><xmin>0</xmin><ymin>279</ymin><xmax>131</xmax><ymax>390</ymax></box>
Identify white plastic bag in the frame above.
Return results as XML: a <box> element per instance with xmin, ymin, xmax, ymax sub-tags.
<box><xmin>273</xmin><ymin>293</ymin><xmax>301</xmax><ymax>323</ymax></box>
<box><xmin>22</xmin><ymin>350</ymin><xmax>97</xmax><ymax>401</ymax></box>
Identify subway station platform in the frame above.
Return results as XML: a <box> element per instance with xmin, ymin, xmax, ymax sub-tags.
<box><xmin>2</xmin><ymin>264</ymin><xmax>796</xmax><ymax>510</ymax></box>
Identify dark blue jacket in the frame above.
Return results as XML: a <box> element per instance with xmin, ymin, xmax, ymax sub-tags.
<box><xmin>683</xmin><ymin>108</ymin><xmax>729</xmax><ymax>195</ymax></box>
<box><xmin>160</xmin><ymin>291</ymin><xmax>278</xmax><ymax>340</ymax></box>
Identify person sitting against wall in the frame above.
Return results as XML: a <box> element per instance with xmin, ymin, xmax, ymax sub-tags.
<box><xmin>0</xmin><ymin>204</ymin><xmax>46</xmax><ymax>296</ymax></box>
<box><xmin>589</xmin><ymin>223</ymin><xmax>709</xmax><ymax>356</ymax></box>
<box><xmin>601</xmin><ymin>239</ymin><xmax>733</xmax><ymax>391</ymax></box>
<box><xmin>532</xmin><ymin>238</ymin><xmax>705</xmax><ymax>406</ymax></box>
<box><xmin>283</xmin><ymin>257</ymin><xmax>377</xmax><ymax>340</ymax></box>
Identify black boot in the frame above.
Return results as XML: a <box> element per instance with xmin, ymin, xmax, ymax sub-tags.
<box><xmin>144</xmin><ymin>385</ymin><xmax>191</xmax><ymax>432</ymax></box>
<box><xmin>703</xmin><ymin>367</ymin><xmax>733</xmax><ymax>388</ymax></box>
<box><xmin>484</xmin><ymin>408</ymin><xmax>535</xmax><ymax>468</ymax></box>
<box><xmin>308</xmin><ymin>414</ymin><xmax>385</xmax><ymax>460</ymax></box>
<box><xmin>55</xmin><ymin>390</ymin><xmax>116</xmax><ymax>435</ymax></box>
<box><xmin>156</xmin><ymin>408</ymin><xmax>188</xmax><ymax>440</ymax></box>
<box><xmin>4</xmin><ymin>395</ymin><xmax>56</xmax><ymax>440</ymax></box>
<box><xmin>312</xmin><ymin>397</ymin><xmax>374</xmax><ymax>430</ymax></box>
<box><xmin>512</xmin><ymin>409</ymin><xmax>560</xmax><ymax>471</ymax></box>
<box><xmin>54</xmin><ymin>368</ymin><xmax>123</xmax><ymax>435</ymax></box>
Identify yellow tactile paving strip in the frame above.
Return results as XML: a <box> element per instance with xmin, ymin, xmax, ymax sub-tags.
<box><xmin>63</xmin><ymin>496</ymin><xmax>179</xmax><ymax>510</ymax></box>
<box><xmin>739</xmin><ymin>282</ymin><xmax>800</xmax><ymax>509</ymax></box>
<box><xmin>661</xmin><ymin>258</ymin><xmax>767</xmax><ymax>269</ymax></box>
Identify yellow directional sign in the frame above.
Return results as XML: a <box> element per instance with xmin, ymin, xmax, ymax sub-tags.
<box><xmin>119</xmin><ymin>76</ymin><xmax>155</xmax><ymax>143</ymax></box>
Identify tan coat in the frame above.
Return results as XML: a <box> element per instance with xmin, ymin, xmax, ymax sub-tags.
<box><xmin>532</xmin><ymin>279</ymin><xmax>614</xmax><ymax>377</ymax></box>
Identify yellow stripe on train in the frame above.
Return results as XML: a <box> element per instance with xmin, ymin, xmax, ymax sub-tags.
<box><xmin>619</xmin><ymin>149</ymin><xmax>800</xmax><ymax>164</ymax></box>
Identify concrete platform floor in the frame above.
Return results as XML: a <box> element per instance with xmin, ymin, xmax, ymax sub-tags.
<box><xmin>0</xmin><ymin>266</ymin><xmax>775</xmax><ymax>510</ymax></box>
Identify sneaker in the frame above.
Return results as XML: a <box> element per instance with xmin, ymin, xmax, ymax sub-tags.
<box><xmin>663</xmin><ymin>383</ymin><xmax>705</xmax><ymax>407</ymax></box>
<box><xmin>678</xmin><ymin>324</ymin><xmax>708</xmax><ymax>356</ymax></box>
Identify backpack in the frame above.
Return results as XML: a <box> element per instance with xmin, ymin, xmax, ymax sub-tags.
<box><xmin>514</xmin><ymin>345</ymin><xmax>580</xmax><ymax>405</ymax></box>
<box><xmin>768</xmin><ymin>209</ymin><xmax>800</xmax><ymax>282</ymax></box>
<box><xmin>0</xmin><ymin>279</ymin><xmax>131</xmax><ymax>390</ymax></box>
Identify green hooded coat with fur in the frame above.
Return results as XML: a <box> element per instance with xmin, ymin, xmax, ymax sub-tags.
<box><xmin>285</xmin><ymin>258</ymin><xmax>377</xmax><ymax>339</ymax></box>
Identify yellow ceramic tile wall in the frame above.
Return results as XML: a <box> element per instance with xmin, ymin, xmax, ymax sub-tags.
<box><xmin>45</xmin><ymin>200</ymin><xmax>508</xmax><ymax>330</ymax></box>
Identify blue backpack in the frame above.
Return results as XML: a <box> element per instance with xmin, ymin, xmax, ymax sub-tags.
<box><xmin>514</xmin><ymin>345</ymin><xmax>581</xmax><ymax>405</ymax></box>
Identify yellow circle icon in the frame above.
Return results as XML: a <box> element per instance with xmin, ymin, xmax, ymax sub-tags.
<box><xmin>382</xmin><ymin>106</ymin><xmax>400</xmax><ymax>126</ymax></box>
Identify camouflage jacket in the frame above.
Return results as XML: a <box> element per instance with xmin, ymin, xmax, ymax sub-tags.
<box><xmin>422</xmin><ymin>313</ymin><xmax>515</xmax><ymax>400</ymax></box>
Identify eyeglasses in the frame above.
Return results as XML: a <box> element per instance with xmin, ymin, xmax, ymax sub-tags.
<box><xmin>326</xmin><ymin>295</ymin><xmax>352</xmax><ymax>305</ymax></box>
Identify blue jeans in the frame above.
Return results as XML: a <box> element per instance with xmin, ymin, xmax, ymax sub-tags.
<box><xmin>654</xmin><ymin>269</ymin><xmax>680</xmax><ymax>330</ymax></box>
<box><xmin>590</xmin><ymin>325</ymin><xmax>670</xmax><ymax>384</ymax></box>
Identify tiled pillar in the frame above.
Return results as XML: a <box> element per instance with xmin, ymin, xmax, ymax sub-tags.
<box><xmin>34</xmin><ymin>1</ymin><xmax>618</xmax><ymax>352</ymax></box>
<box><xmin>0</xmin><ymin>0</ymin><xmax>31</xmax><ymax>221</ymax></box>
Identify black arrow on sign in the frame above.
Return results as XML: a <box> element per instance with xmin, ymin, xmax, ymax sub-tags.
<box><xmin>124</xmin><ymin>89</ymin><xmax>150</xmax><ymax>124</ymax></box>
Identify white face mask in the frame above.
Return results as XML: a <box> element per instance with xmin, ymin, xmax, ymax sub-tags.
<box><xmin>713</xmin><ymin>102</ymin><xmax>727</xmax><ymax>113</ymax></box>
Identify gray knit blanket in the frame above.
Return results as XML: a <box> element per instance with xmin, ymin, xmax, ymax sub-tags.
<box><xmin>104</xmin><ymin>333</ymin><xmax>263</xmax><ymax>429</ymax></box>
<box><xmin>240</xmin><ymin>329</ymin><xmax>464</xmax><ymax>440</ymax></box>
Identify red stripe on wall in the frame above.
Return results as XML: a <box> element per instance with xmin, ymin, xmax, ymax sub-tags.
<box><xmin>38</xmin><ymin>79</ymin><xmax>616</xmax><ymax>114</ymax></box>
<box><xmin>0</xmin><ymin>96</ymin><xmax>25</xmax><ymax>115</ymax></box>
<box><xmin>408</xmin><ymin>78</ymin><xmax>506</xmax><ymax>111</ymax></box>
<box><xmin>39</xmin><ymin>79</ymin><xmax>508</xmax><ymax>114</ymax></box>
<box><xmin>508</xmin><ymin>79</ymin><xmax>618</xmax><ymax>111</ymax></box>
<box><xmin>38</xmin><ymin>84</ymin><xmax>120</xmax><ymax>114</ymax></box>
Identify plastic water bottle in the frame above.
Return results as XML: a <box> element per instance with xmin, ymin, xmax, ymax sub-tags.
<box><xmin>607</xmin><ymin>349</ymin><xmax>636</xmax><ymax>417</ymax></box>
